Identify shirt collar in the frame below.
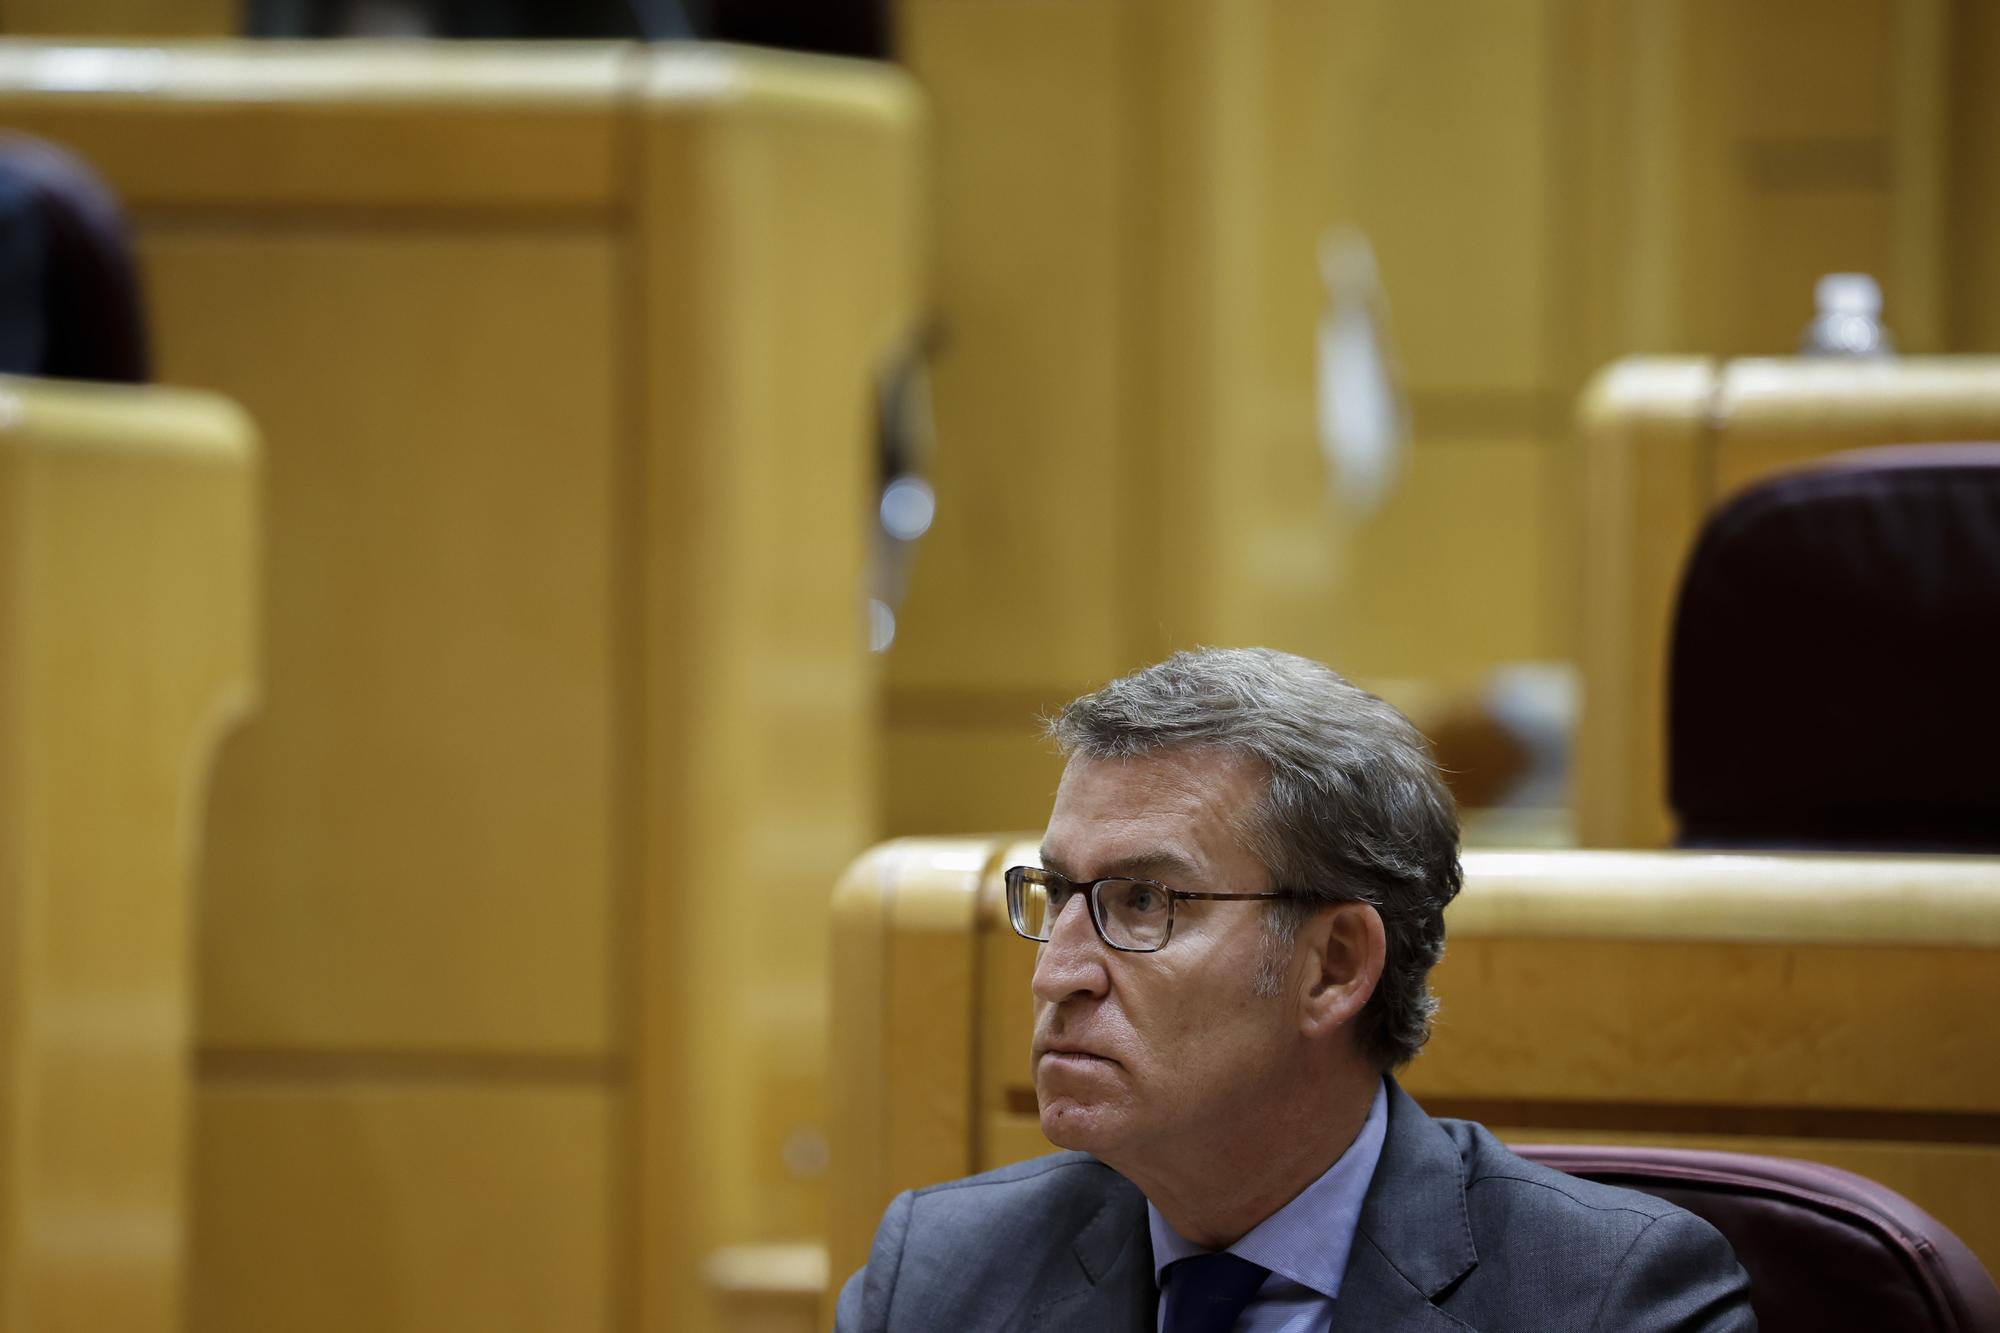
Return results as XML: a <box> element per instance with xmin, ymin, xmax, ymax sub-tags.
<box><xmin>1146</xmin><ymin>1076</ymin><xmax>1389</xmax><ymax>1301</ymax></box>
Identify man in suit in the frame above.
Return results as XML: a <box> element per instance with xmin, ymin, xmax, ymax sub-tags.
<box><xmin>837</xmin><ymin>648</ymin><xmax>1754</xmax><ymax>1332</ymax></box>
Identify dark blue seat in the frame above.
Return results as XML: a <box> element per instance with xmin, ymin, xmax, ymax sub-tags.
<box><xmin>0</xmin><ymin>134</ymin><xmax>148</xmax><ymax>384</ymax></box>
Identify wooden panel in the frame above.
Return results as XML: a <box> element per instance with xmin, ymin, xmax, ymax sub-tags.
<box><xmin>1713</xmin><ymin>356</ymin><xmax>2000</xmax><ymax>495</ymax></box>
<box><xmin>887</xmin><ymin>0</ymin><xmax>1578</xmax><ymax>839</ymax></box>
<box><xmin>0</xmin><ymin>42</ymin><xmax>626</xmax><ymax>213</ymax></box>
<box><xmin>882</xmin><ymin>718</ymin><xmax>1066</xmax><ymax>839</ymax></box>
<box><xmin>1292</xmin><ymin>0</ymin><xmax>1557</xmax><ymax>398</ymax></box>
<box><xmin>189</xmin><ymin>1082</ymin><xmax>613</xmax><ymax>1333</ymax></box>
<box><xmin>825</xmin><ymin>838</ymin><xmax>998</xmax><ymax>1320</ymax></box>
<box><xmin>1950</xmin><ymin>1</ymin><xmax>2000</xmax><ymax>351</ymax></box>
<box><xmin>706</xmin><ymin>1244</ymin><xmax>824</xmax><ymax>1333</ymax></box>
<box><xmin>1574</xmin><ymin>358</ymin><xmax>1714</xmax><ymax>849</ymax></box>
<box><xmin>887</xmin><ymin>0</ymin><xmax>1129</xmax><ymax>697</ymax></box>
<box><xmin>0</xmin><ymin>0</ymin><xmax>234</xmax><ymax>35</ymax></box>
<box><xmin>1409</xmin><ymin>939</ymin><xmax>2000</xmax><ymax>1110</ymax></box>
<box><xmin>826</xmin><ymin>851</ymin><xmax>891</xmax><ymax>1311</ymax></box>
<box><xmin>1127</xmin><ymin>0</ymin><xmax>1563</xmax><ymax>668</ymax></box>
<box><xmin>1340</xmin><ymin>437</ymin><xmax>1554</xmax><ymax>680</ymax></box>
<box><xmin>1673</xmin><ymin>0</ymin><xmax>1903</xmax><ymax>354</ymax></box>
<box><xmin>171</xmin><ymin>232</ymin><xmax>620</xmax><ymax>1055</ymax></box>
<box><xmin>629</xmin><ymin>50</ymin><xmax>926</xmax><ymax>1333</ymax></box>
<box><xmin>0</xmin><ymin>377</ymin><xmax>256</xmax><ymax>1333</ymax></box>
<box><xmin>1585</xmin><ymin>0</ymin><xmax>1945</xmax><ymax>360</ymax></box>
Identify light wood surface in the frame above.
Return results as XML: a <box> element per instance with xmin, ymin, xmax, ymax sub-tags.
<box><xmin>180</xmin><ymin>229</ymin><xmax>622</xmax><ymax>1056</ymax></box>
<box><xmin>0</xmin><ymin>42</ymin><xmax>627</xmax><ymax>212</ymax></box>
<box><xmin>190</xmin><ymin>1081</ymin><xmax>614</xmax><ymax>1333</ymax></box>
<box><xmin>830</xmin><ymin>838</ymin><xmax>2000</xmax><ymax>1294</ymax></box>
<box><xmin>0</xmin><ymin>40</ymin><xmax>923</xmax><ymax>1333</ymax></box>
<box><xmin>0</xmin><ymin>375</ymin><xmax>257</xmax><ymax>1333</ymax></box>
<box><xmin>629</xmin><ymin>48</ymin><xmax>922</xmax><ymax>1332</ymax></box>
<box><xmin>1576</xmin><ymin>355</ymin><xmax>2000</xmax><ymax>848</ymax></box>
<box><xmin>0</xmin><ymin>0</ymin><xmax>233</xmax><ymax>36</ymax></box>
<box><xmin>882</xmin><ymin>0</ymin><xmax>1584</xmax><ymax>836</ymax></box>
<box><xmin>879</xmin><ymin>0</ymin><xmax>2000</xmax><ymax>840</ymax></box>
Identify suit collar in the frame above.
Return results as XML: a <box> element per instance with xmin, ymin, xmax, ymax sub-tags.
<box><xmin>1329</xmin><ymin>1078</ymin><xmax>1480</xmax><ymax>1330</ymax></box>
<box><xmin>1022</xmin><ymin>1081</ymin><xmax>1477</xmax><ymax>1333</ymax></box>
<box><xmin>1026</xmin><ymin>1170</ymin><xmax>1157</xmax><ymax>1333</ymax></box>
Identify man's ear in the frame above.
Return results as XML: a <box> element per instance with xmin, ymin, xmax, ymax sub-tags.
<box><xmin>1296</xmin><ymin>901</ymin><xmax>1386</xmax><ymax>1042</ymax></box>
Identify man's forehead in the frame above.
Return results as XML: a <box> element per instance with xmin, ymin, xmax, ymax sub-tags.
<box><xmin>1040</xmin><ymin>748</ymin><xmax>1264</xmax><ymax>881</ymax></box>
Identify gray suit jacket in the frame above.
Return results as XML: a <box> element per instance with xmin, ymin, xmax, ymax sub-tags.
<box><xmin>835</xmin><ymin>1081</ymin><xmax>1755</xmax><ymax>1332</ymax></box>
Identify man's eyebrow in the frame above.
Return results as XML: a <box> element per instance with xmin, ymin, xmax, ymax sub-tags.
<box><xmin>1036</xmin><ymin>848</ymin><xmax>1203</xmax><ymax>882</ymax></box>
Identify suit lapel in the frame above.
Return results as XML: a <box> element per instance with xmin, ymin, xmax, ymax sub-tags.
<box><xmin>1330</xmin><ymin>1234</ymin><xmax>1479</xmax><ymax>1332</ymax></box>
<box><xmin>1019</xmin><ymin>1081</ymin><xmax>1476</xmax><ymax>1333</ymax></box>
<box><xmin>1329</xmin><ymin>1079</ymin><xmax>1480</xmax><ymax>1333</ymax></box>
<box><xmin>1025</xmin><ymin>1172</ymin><xmax>1157</xmax><ymax>1333</ymax></box>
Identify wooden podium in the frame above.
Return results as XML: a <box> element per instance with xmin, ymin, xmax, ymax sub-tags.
<box><xmin>0</xmin><ymin>40</ymin><xmax>924</xmax><ymax>1333</ymax></box>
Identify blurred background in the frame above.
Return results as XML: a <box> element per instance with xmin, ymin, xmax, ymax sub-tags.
<box><xmin>2</xmin><ymin>1</ymin><xmax>1999</xmax><ymax>1331</ymax></box>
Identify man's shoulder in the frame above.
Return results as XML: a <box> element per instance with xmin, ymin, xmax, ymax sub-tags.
<box><xmin>836</xmin><ymin>1153</ymin><xmax>1147</xmax><ymax>1333</ymax></box>
<box><xmin>1438</xmin><ymin>1116</ymin><xmax>1687</xmax><ymax>1230</ymax></box>
<box><xmin>1427</xmin><ymin>1113</ymin><xmax>1752</xmax><ymax>1328</ymax></box>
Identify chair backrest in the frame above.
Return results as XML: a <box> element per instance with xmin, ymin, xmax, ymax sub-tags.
<box><xmin>1669</xmin><ymin>444</ymin><xmax>2000</xmax><ymax>851</ymax></box>
<box><xmin>1576</xmin><ymin>357</ymin><xmax>2000</xmax><ymax>848</ymax></box>
<box><xmin>0</xmin><ymin>134</ymin><xmax>148</xmax><ymax>381</ymax></box>
<box><xmin>0</xmin><ymin>373</ymin><xmax>256</xmax><ymax>1330</ymax></box>
<box><xmin>1519</xmin><ymin>1145</ymin><xmax>2000</xmax><ymax>1333</ymax></box>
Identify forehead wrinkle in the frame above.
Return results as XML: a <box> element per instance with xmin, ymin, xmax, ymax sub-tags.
<box><xmin>1058</xmin><ymin>849</ymin><xmax>1207</xmax><ymax>885</ymax></box>
<box><xmin>1044</xmin><ymin>762</ymin><xmax>1255</xmax><ymax>888</ymax></box>
<box><xmin>1040</xmin><ymin>804</ymin><xmax>1224</xmax><ymax>888</ymax></box>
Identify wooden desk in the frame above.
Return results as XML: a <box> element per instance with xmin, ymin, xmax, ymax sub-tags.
<box><xmin>831</xmin><ymin>839</ymin><xmax>2000</xmax><ymax>1296</ymax></box>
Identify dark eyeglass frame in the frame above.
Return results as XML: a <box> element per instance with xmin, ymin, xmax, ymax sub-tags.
<box><xmin>1003</xmin><ymin>864</ymin><xmax>1314</xmax><ymax>954</ymax></box>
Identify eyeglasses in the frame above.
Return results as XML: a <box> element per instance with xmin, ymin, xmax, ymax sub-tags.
<box><xmin>1003</xmin><ymin>864</ymin><xmax>1312</xmax><ymax>953</ymax></box>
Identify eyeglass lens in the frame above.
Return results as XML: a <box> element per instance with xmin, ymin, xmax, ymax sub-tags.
<box><xmin>1008</xmin><ymin>868</ymin><xmax>1172</xmax><ymax>950</ymax></box>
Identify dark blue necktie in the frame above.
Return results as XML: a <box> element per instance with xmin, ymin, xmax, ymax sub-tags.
<box><xmin>1162</xmin><ymin>1252</ymin><xmax>1271</xmax><ymax>1333</ymax></box>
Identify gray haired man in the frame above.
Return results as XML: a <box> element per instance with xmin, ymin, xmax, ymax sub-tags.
<box><xmin>837</xmin><ymin>648</ymin><xmax>1754</xmax><ymax>1332</ymax></box>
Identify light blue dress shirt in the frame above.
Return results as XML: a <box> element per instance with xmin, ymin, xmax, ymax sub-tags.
<box><xmin>1148</xmin><ymin>1077</ymin><xmax>1389</xmax><ymax>1333</ymax></box>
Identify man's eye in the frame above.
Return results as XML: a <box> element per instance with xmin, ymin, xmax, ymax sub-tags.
<box><xmin>1045</xmin><ymin>883</ymin><xmax>1073</xmax><ymax>908</ymax></box>
<box><xmin>1127</xmin><ymin>886</ymin><xmax>1162</xmax><ymax>914</ymax></box>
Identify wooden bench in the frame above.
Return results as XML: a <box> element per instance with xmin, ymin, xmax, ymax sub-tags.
<box><xmin>0</xmin><ymin>375</ymin><xmax>257</xmax><ymax>1333</ymax></box>
<box><xmin>831</xmin><ymin>838</ymin><xmax>2000</xmax><ymax>1299</ymax></box>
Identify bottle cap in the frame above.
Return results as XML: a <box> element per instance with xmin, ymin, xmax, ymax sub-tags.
<box><xmin>1816</xmin><ymin>273</ymin><xmax>1882</xmax><ymax>317</ymax></box>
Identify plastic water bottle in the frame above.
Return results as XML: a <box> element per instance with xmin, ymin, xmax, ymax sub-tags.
<box><xmin>1799</xmin><ymin>273</ymin><xmax>1895</xmax><ymax>357</ymax></box>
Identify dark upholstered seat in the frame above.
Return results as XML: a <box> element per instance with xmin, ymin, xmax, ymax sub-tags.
<box><xmin>1668</xmin><ymin>445</ymin><xmax>2000</xmax><ymax>851</ymax></box>
<box><xmin>1518</xmin><ymin>1144</ymin><xmax>2000</xmax><ymax>1332</ymax></box>
<box><xmin>0</xmin><ymin>134</ymin><xmax>148</xmax><ymax>383</ymax></box>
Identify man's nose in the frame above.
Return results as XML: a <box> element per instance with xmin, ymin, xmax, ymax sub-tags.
<box><xmin>1031</xmin><ymin>893</ymin><xmax>1111</xmax><ymax>1003</ymax></box>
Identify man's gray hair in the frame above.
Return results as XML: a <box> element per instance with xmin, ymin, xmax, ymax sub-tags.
<box><xmin>1045</xmin><ymin>647</ymin><xmax>1461</xmax><ymax>1069</ymax></box>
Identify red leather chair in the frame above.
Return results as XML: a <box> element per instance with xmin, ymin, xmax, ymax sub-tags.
<box><xmin>1667</xmin><ymin>444</ymin><xmax>2000</xmax><ymax>852</ymax></box>
<box><xmin>1519</xmin><ymin>1144</ymin><xmax>2000</xmax><ymax>1332</ymax></box>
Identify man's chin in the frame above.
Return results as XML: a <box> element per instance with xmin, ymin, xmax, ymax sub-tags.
<box><xmin>1037</xmin><ymin>1093</ymin><xmax>1127</xmax><ymax>1156</ymax></box>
